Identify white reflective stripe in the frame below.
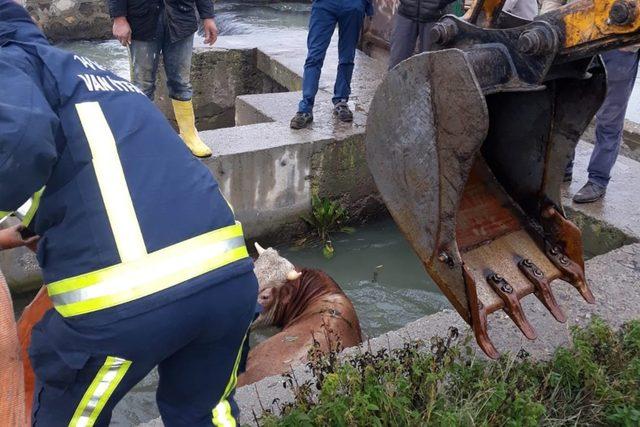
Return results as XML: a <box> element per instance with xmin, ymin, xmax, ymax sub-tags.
<box><xmin>50</xmin><ymin>236</ymin><xmax>245</xmax><ymax>306</ymax></box>
<box><xmin>70</xmin><ymin>356</ymin><xmax>131</xmax><ymax>427</ymax></box>
<box><xmin>212</xmin><ymin>400</ymin><xmax>236</xmax><ymax>427</ymax></box>
<box><xmin>76</xmin><ymin>102</ymin><xmax>147</xmax><ymax>262</ymax></box>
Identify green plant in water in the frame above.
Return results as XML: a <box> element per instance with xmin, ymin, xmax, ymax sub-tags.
<box><xmin>260</xmin><ymin>318</ymin><xmax>640</xmax><ymax>426</ymax></box>
<box><xmin>301</xmin><ymin>195</ymin><xmax>354</xmax><ymax>258</ymax></box>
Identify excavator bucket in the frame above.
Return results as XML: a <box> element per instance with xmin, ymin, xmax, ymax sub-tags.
<box><xmin>364</xmin><ymin>0</ymin><xmax>636</xmax><ymax>357</ymax></box>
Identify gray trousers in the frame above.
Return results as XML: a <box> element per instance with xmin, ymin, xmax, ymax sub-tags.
<box><xmin>129</xmin><ymin>13</ymin><xmax>194</xmax><ymax>101</ymax></box>
<box><xmin>388</xmin><ymin>14</ymin><xmax>436</xmax><ymax>70</ymax></box>
<box><xmin>567</xmin><ymin>49</ymin><xmax>640</xmax><ymax>188</ymax></box>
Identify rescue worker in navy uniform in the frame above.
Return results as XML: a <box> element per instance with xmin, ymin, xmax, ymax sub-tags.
<box><xmin>0</xmin><ymin>1</ymin><xmax>257</xmax><ymax>425</ymax></box>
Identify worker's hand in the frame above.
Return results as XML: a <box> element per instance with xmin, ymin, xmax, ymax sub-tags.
<box><xmin>113</xmin><ymin>16</ymin><xmax>132</xmax><ymax>47</ymax></box>
<box><xmin>202</xmin><ymin>18</ymin><xmax>218</xmax><ymax>46</ymax></box>
<box><xmin>0</xmin><ymin>224</ymin><xmax>39</xmax><ymax>251</ymax></box>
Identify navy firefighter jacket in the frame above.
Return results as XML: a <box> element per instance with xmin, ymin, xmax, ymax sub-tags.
<box><xmin>0</xmin><ymin>0</ymin><xmax>253</xmax><ymax>325</ymax></box>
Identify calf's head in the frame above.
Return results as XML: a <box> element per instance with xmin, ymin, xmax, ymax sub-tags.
<box><xmin>253</xmin><ymin>243</ymin><xmax>301</xmax><ymax>327</ymax></box>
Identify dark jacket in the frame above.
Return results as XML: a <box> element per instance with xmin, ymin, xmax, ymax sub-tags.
<box><xmin>398</xmin><ymin>0</ymin><xmax>455</xmax><ymax>23</ymax></box>
<box><xmin>108</xmin><ymin>0</ymin><xmax>215</xmax><ymax>42</ymax></box>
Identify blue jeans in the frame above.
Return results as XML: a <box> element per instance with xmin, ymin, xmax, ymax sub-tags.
<box><xmin>129</xmin><ymin>13</ymin><xmax>194</xmax><ymax>101</ymax></box>
<box><xmin>567</xmin><ymin>49</ymin><xmax>640</xmax><ymax>188</ymax></box>
<box><xmin>298</xmin><ymin>0</ymin><xmax>365</xmax><ymax>113</ymax></box>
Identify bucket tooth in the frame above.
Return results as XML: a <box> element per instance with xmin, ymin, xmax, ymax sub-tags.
<box><xmin>545</xmin><ymin>244</ymin><xmax>595</xmax><ymax>304</ymax></box>
<box><xmin>473</xmin><ymin>301</ymin><xmax>500</xmax><ymax>359</ymax></box>
<box><xmin>540</xmin><ymin>206</ymin><xmax>595</xmax><ymax>304</ymax></box>
<box><xmin>518</xmin><ymin>258</ymin><xmax>566</xmax><ymax>323</ymax></box>
<box><xmin>463</xmin><ymin>266</ymin><xmax>500</xmax><ymax>359</ymax></box>
<box><xmin>486</xmin><ymin>272</ymin><xmax>538</xmax><ymax>340</ymax></box>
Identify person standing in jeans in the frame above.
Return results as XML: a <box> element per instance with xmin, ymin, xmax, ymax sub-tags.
<box><xmin>388</xmin><ymin>0</ymin><xmax>457</xmax><ymax>70</ymax></box>
<box><xmin>290</xmin><ymin>0</ymin><xmax>374</xmax><ymax>129</ymax></box>
<box><xmin>541</xmin><ymin>0</ymin><xmax>639</xmax><ymax>203</ymax></box>
<box><xmin>566</xmin><ymin>49</ymin><xmax>640</xmax><ymax>202</ymax></box>
<box><xmin>109</xmin><ymin>0</ymin><xmax>218</xmax><ymax>158</ymax></box>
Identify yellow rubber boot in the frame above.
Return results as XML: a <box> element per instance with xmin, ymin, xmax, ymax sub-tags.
<box><xmin>171</xmin><ymin>99</ymin><xmax>212</xmax><ymax>158</ymax></box>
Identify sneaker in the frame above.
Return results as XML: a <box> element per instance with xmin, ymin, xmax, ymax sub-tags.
<box><xmin>333</xmin><ymin>101</ymin><xmax>353</xmax><ymax>122</ymax></box>
<box><xmin>290</xmin><ymin>112</ymin><xmax>313</xmax><ymax>129</ymax></box>
<box><xmin>572</xmin><ymin>182</ymin><xmax>606</xmax><ymax>204</ymax></box>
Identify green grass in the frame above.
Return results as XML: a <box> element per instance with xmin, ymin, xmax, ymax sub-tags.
<box><xmin>259</xmin><ymin>319</ymin><xmax>640</xmax><ymax>426</ymax></box>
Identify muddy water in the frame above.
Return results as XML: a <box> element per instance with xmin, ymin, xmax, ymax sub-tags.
<box><xmin>276</xmin><ymin>219</ymin><xmax>449</xmax><ymax>339</ymax></box>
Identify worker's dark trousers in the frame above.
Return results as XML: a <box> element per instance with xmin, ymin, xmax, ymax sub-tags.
<box><xmin>298</xmin><ymin>0</ymin><xmax>365</xmax><ymax>113</ymax></box>
<box><xmin>29</xmin><ymin>272</ymin><xmax>258</xmax><ymax>427</ymax></box>
<box><xmin>388</xmin><ymin>14</ymin><xmax>436</xmax><ymax>70</ymax></box>
<box><xmin>567</xmin><ymin>49</ymin><xmax>640</xmax><ymax>188</ymax></box>
<box><xmin>130</xmin><ymin>12</ymin><xmax>194</xmax><ymax>101</ymax></box>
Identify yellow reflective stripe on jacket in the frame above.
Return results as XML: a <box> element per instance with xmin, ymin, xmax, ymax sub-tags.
<box><xmin>21</xmin><ymin>187</ymin><xmax>44</xmax><ymax>227</ymax></box>
<box><xmin>69</xmin><ymin>356</ymin><xmax>131</xmax><ymax>427</ymax></box>
<box><xmin>48</xmin><ymin>223</ymin><xmax>248</xmax><ymax>317</ymax></box>
<box><xmin>0</xmin><ymin>211</ymin><xmax>9</xmax><ymax>222</ymax></box>
<box><xmin>211</xmin><ymin>330</ymin><xmax>248</xmax><ymax>426</ymax></box>
<box><xmin>76</xmin><ymin>102</ymin><xmax>147</xmax><ymax>263</ymax></box>
<box><xmin>223</xmin><ymin>332</ymin><xmax>247</xmax><ymax>400</ymax></box>
<box><xmin>212</xmin><ymin>400</ymin><xmax>236</xmax><ymax>427</ymax></box>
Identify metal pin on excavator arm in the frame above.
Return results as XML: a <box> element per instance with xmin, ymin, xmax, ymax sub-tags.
<box><xmin>366</xmin><ymin>0</ymin><xmax>640</xmax><ymax>357</ymax></box>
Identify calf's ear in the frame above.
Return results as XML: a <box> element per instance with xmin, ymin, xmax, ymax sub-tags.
<box><xmin>255</xmin><ymin>242</ymin><xmax>266</xmax><ymax>255</ymax></box>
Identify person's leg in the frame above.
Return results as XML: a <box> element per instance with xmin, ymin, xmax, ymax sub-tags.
<box><xmin>389</xmin><ymin>14</ymin><xmax>419</xmax><ymax>70</ymax></box>
<box><xmin>163</xmin><ymin>30</ymin><xmax>212</xmax><ymax>157</ymax></box>
<box><xmin>129</xmin><ymin>39</ymin><xmax>161</xmax><ymax>99</ymax></box>
<box><xmin>589</xmin><ymin>50</ymin><xmax>639</xmax><ymax>187</ymax></box>
<box><xmin>573</xmin><ymin>49</ymin><xmax>639</xmax><ymax>202</ymax></box>
<box><xmin>156</xmin><ymin>273</ymin><xmax>258</xmax><ymax>426</ymax></box>
<box><xmin>417</xmin><ymin>21</ymin><xmax>437</xmax><ymax>54</ymax></box>
<box><xmin>297</xmin><ymin>2</ymin><xmax>339</xmax><ymax>114</ymax></box>
<box><xmin>333</xmin><ymin>0</ymin><xmax>365</xmax><ymax>106</ymax></box>
<box><xmin>162</xmin><ymin>34</ymin><xmax>195</xmax><ymax>102</ymax></box>
<box><xmin>30</xmin><ymin>311</ymin><xmax>156</xmax><ymax>426</ymax></box>
<box><xmin>129</xmin><ymin>13</ymin><xmax>163</xmax><ymax>100</ymax></box>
